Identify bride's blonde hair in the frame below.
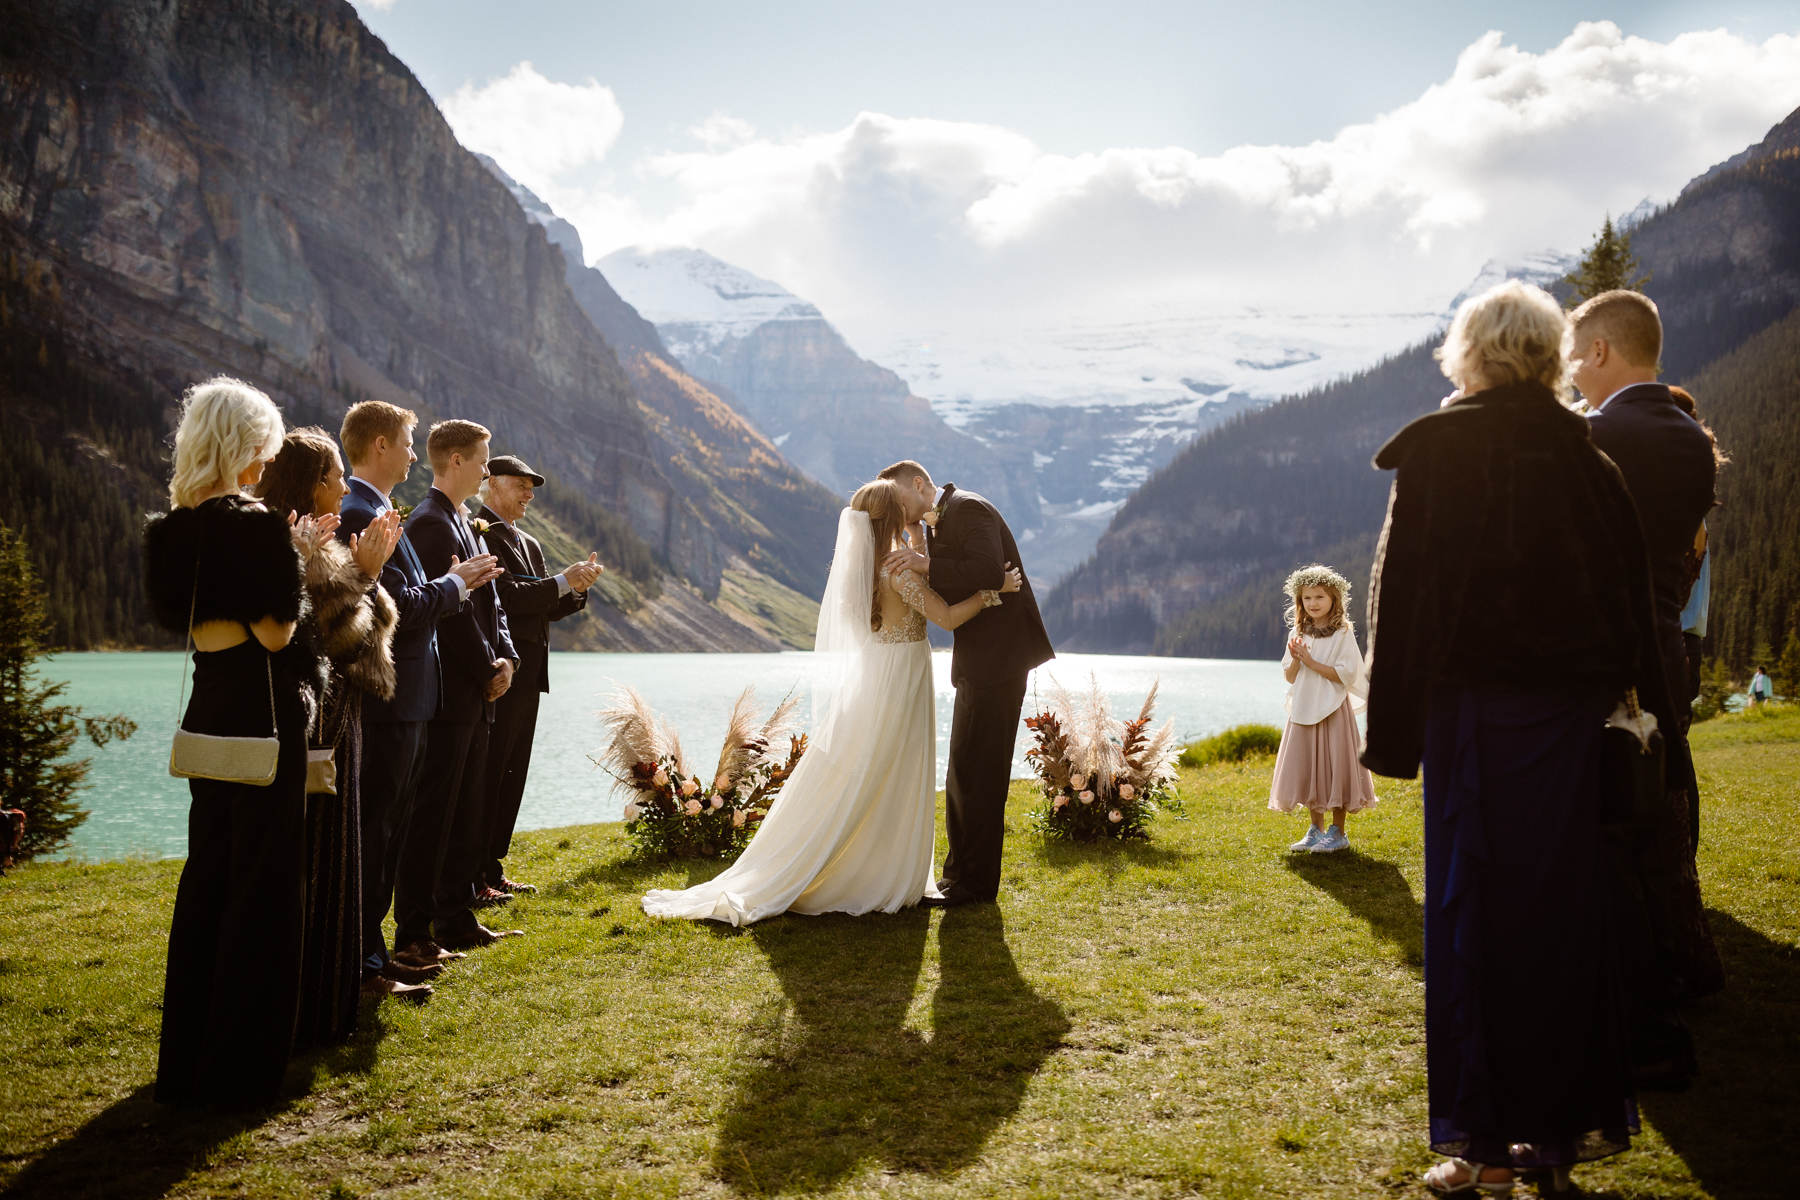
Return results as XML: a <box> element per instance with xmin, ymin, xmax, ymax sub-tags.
<box><xmin>850</xmin><ymin>478</ymin><xmax>908</xmax><ymax>631</ymax></box>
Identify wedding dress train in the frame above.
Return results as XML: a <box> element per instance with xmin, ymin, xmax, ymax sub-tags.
<box><xmin>642</xmin><ymin>510</ymin><xmax>941</xmax><ymax>925</ymax></box>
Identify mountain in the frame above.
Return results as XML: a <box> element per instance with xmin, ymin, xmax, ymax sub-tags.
<box><xmin>1045</xmin><ymin>104</ymin><xmax>1800</xmax><ymax>665</ymax></box>
<box><xmin>0</xmin><ymin>0</ymin><xmax>833</xmax><ymax>651</ymax></box>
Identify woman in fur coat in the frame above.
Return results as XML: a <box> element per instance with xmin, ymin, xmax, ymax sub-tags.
<box><xmin>258</xmin><ymin>428</ymin><xmax>404</xmax><ymax>1043</ymax></box>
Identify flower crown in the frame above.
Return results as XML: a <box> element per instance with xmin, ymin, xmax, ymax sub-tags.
<box><xmin>1283</xmin><ymin>563</ymin><xmax>1353</xmax><ymax>634</ymax></box>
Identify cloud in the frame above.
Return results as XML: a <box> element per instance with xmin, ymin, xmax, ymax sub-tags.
<box><xmin>440</xmin><ymin>62</ymin><xmax>624</xmax><ymax>199</ymax></box>
<box><xmin>552</xmin><ymin>23</ymin><xmax>1800</xmax><ymax>342</ymax></box>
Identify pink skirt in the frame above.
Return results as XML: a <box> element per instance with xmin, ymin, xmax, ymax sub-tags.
<box><xmin>1268</xmin><ymin>699</ymin><xmax>1378</xmax><ymax>815</ymax></box>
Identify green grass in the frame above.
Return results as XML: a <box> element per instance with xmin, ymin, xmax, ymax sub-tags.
<box><xmin>2</xmin><ymin>709</ymin><xmax>1796</xmax><ymax>1198</ymax></box>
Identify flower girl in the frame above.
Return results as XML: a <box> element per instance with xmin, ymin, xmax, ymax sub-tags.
<box><xmin>1269</xmin><ymin>564</ymin><xmax>1376</xmax><ymax>852</ymax></box>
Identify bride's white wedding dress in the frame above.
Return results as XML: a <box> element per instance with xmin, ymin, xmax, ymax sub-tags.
<box><xmin>642</xmin><ymin>510</ymin><xmax>943</xmax><ymax>926</ymax></box>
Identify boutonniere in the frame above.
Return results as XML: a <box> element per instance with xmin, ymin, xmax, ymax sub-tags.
<box><xmin>471</xmin><ymin>517</ymin><xmax>494</xmax><ymax>538</ymax></box>
<box><xmin>394</xmin><ymin>503</ymin><xmax>415</xmax><ymax>522</ymax></box>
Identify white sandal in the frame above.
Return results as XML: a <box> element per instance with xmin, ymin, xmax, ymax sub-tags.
<box><xmin>1423</xmin><ymin>1157</ymin><xmax>1515</xmax><ymax>1195</ymax></box>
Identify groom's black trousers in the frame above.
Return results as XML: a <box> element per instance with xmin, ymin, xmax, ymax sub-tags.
<box><xmin>942</xmin><ymin>673</ymin><xmax>1029</xmax><ymax>901</ymax></box>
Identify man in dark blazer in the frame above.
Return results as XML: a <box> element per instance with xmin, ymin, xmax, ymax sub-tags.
<box><xmin>1574</xmin><ymin>289</ymin><xmax>1716</xmax><ymax>853</ymax></box>
<box><xmin>473</xmin><ymin>455</ymin><xmax>603</xmax><ymax>897</ymax></box>
<box><xmin>337</xmin><ymin>401</ymin><xmax>499</xmax><ymax>994</ymax></box>
<box><xmin>881</xmin><ymin>459</ymin><xmax>1053</xmax><ymax>905</ymax></box>
<box><xmin>401</xmin><ymin>419</ymin><xmax>520</xmax><ymax>952</ymax></box>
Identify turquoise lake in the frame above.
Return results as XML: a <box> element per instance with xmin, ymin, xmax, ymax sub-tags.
<box><xmin>43</xmin><ymin>651</ymin><xmax>1290</xmax><ymax>861</ymax></box>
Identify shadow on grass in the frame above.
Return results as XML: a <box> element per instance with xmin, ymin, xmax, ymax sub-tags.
<box><xmin>1033</xmin><ymin>836</ymin><xmax>1192</xmax><ymax>880</ymax></box>
<box><xmin>549</xmin><ymin>853</ymin><xmax>726</xmax><ymax>897</ymax></box>
<box><xmin>1636</xmin><ymin>909</ymin><xmax>1792</xmax><ymax>1200</ymax></box>
<box><xmin>1283</xmin><ymin>849</ymin><xmax>1423</xmax><ymax>973</ymax></box>
<box><xmin>713</xmin><ymin>905</ymin><xmax>1069</xmax><ymax>1194</ymax></box>
<box><xmin>3</xmin><ymin>996</ymin><xmax>394</xmax><ymax>1199</ymax></box>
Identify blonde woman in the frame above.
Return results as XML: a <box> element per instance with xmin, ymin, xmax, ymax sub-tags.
<box><xmin>1362</xmin><ymin>282</ymin><xmax>1679</xmax><ymax>1193</ymax></box>
<box><xmin>143</xmin><ymin>377</ymin><xmax>312</xmax><ymax>1109</ymax></box>
<box><xmin>643</xmin><ymin>478</ymin><xmax>1021</xmax><ymax>925</ymax></box>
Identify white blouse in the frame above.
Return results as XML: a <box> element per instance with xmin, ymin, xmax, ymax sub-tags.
<box><xmin>1282</xmin><ymin>625</ymin><xmax>1370</xmax><ymax>726</ymax></box>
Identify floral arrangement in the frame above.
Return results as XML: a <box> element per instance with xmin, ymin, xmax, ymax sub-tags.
<box><xmin>594</xmin><ymin>686</ymin><xmax>805</xmax><ymax>860</ymax></box>
<box><xmin>1025</xmin><ymin>677</ymin><xmax>1182</xmax><ymax>842</ymax></box>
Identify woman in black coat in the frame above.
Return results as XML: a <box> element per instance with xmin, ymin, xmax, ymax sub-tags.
<box><xmin>144</xmin><ymin>377</ymin><xmax>314</xmax><ymax>1109</ymax></box>
<box><xmin>256</xmin><ymin>427</ymin><xmax>403</xmax><ymax>1043</ymax></box>
<box><xmin>1362</xmin><ymin>283</ymin><xmax>1674</xmax><ymax>1195</ymax></box>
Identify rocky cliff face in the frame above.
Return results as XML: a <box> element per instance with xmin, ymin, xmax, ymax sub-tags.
<box><xmin>0</xmin><ymin>0</ymin><xmax>829</xmax><ymax>650</ymax></box>
<box><xmin>1046</xmin><ymin>105</ymin><xmax>1800</xmax><ymax>656</ymax></box>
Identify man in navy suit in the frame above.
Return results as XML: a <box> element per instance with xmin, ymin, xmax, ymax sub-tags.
<box><xmin>1574</xmin><ymin>289</ymin><xmax>1716</xmax><ymax>850</ymax></box>
<box><xmin>338</xmin><ymin>401</ymin><xmax>500</xmax><ymax>995</ymax></box>
<box><xmin>403</xmin><ymin>419</ymin><xmax>520</xmax><ymax>952</ymax></box>
<box><xmin>474</xmin><ymin>455</ymin><xmax>603</xmax><ymax>898</ymax></box>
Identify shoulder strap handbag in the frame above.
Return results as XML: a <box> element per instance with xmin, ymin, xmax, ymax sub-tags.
<box><xmin>168</xmin><ymin>572</ymin><xmax>282</xmax><ymax>787</ymax></box>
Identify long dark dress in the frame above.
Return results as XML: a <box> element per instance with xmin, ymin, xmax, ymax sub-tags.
<box><xmin>1363</xmin><ymin>381</ymin><xmax>1673</xmax><ymax>1168</ymax></box>
<box><xmin>291</xmin><ymin>539</ymin><xmax>397</xmax><ymax>1048</ymax></box>
<box><xmin>145</xmin><ymin>497</ymin><xmax>309</xmax><ymax>1108</ymax></box>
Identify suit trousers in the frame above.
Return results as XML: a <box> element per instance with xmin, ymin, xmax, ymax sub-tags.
<box><xmin>395</xmin><ymin>717</ymin><xmax>475</xmax><ymax>948</ymax></box>
<box><xmin>357</xmin><ymin>718</ymin><xmax>429</xmax><ymax>971</ymax></box>
<box><xmin>436</xmin><ymin>715</ymin><xmax>495</xmax><ymax>940</ymax></box>
<box><xmin>941</xmin><ymin>674</ymin><xmax>1029</xmax><ymax>901</ymax></box>
<box><xmin>482</xmin><ymin>649</ymin><xmax>545</xmax><ymax>883</ymax></box>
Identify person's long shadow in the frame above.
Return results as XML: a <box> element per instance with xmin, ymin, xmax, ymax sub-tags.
<box><xmin>1636</xmin><ymin>908</ymin><xmax>1792</xmax><ymax>1200</ymax></box>
<box><xmin>712</xmin><ymin>905</ymin><xmax>1069</xmax><ymax>1194</ymax></box>
<box><xmin>1284</xmin><ymin>849</ymin><xmax>1424</xmax><ymax>973</ymax></box>
<box><xmin>3</xmin><ymin>999</ymin><xmax>391</xmax><ymax>1199</ymax></box>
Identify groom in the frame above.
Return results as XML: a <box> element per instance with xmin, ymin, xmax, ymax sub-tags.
<box><xmin>881</xmin><ymin>461</ymin><xmax>1053</xmax><ymax>906</ymax></box>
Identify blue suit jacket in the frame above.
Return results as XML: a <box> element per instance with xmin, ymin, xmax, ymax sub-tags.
<box><xmin>405</xmin><ymin>487</ymin><xmax>518</xmax><ymax>725</ymax></box>
<box><xmin>339</xmin><ymin>477</ymin><xmax>461</xmax><ymax>724</ymax></box>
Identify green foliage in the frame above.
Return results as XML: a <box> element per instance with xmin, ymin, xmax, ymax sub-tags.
<box><xmin>1774</xmin><ymin>623</ymin><xmax>1800</xmax><ymax>700</ymax></box>
<box><xmin>1692</xmin><ymin>657</ymin><xmax>1737</xmax><ymax>723</ymax></box>
<box><xmin>1179</xmin><ymin>723</ymin><xmax>1284</xmax><ymax>767</ymax></box>
<box><xmin>1563</xmin><ymin>214</ymin><xmax>1649</xmax><ymax>302</ymax></box>
<box><xmin>0</xmin><ymin>522</ymin><xmax>136</xmax><ymax>863</ymax></box>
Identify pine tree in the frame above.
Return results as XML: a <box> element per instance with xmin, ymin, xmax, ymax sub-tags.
<box><xmin>0</xmin><ymin>521</ymin><xmax>135</xmax><ymax>865</ymax></box>
<box><xmin>1564</xmin><ymin>215</ymin><xmax>1650</xmax><ymax>302</ymax></box>
<box><xmin>1774</xmin><ymin>619</ymin><xmax>1800</xmax><ymax>702</ymax></box>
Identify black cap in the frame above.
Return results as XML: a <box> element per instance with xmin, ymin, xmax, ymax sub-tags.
<box><xmin>487</xmin><ymin>454</ymin><xmax>545</xmax><ymax>486</ymax></box>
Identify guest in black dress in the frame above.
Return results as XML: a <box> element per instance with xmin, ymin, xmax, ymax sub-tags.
<box><xmin>256</xmin><ymin>428</ymin><xmax>403</xmax><ymax>1044</ymax></box>
<box><xmin>1362</xmin><ymin>283</ymin><xmax>1677</xmax><ymax>1194</ymax></box>
<box><xmin>144</xmin><ymin>377</ymin><xmax>309</xmax><ymax>1109</ymax></box>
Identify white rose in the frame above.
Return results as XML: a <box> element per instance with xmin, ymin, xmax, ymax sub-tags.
<box><xmin>1078</xmin><ymin>790</ymin><xmax>1095</xmax><ymax>804</ymax></box>
<box><xmin>1108</xmin><ymin>809</ymin><xmax>1123</xmax><ymax>823</ymax></box>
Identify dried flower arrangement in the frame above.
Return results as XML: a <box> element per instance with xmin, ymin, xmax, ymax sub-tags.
<box><xmin>1025</xmin><ymin>677</ymin><xmax>1182</xmax><ymax>841</ymax></box>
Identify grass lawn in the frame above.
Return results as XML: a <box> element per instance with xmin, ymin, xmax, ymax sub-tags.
<box><xmin>2</xmin><ymin>708</ymin><xmax>1796</xmax><ymax>1199</ymax></box>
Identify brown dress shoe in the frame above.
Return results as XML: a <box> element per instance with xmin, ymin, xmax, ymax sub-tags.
<box><xmin>394</xmin><ymin>940</ymin><xmax>467</xmax><ymax>968</ymax></box>
<box><xmin>380</xmin><ymin>959</ymin><xmax>443</xmax><ymax>984</ymax></box>
<box><xmin>471</xmin><ymin>885</ymin><xmax>513</xmax><ymax>909</ymax></box>
<box><xmin>361</xmin><ymin>975</ymin><xmax>432</xmax><ymax>1004</ymax></box>
<box><xmin>493</xmin><ymin>877</ymin><xmax>537</xmax><ymax>894</ymax></box>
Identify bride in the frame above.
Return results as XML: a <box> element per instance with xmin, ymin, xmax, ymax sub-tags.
<box><xmin>642</xmin><ymin>478</ymin><xmax>1021</xmax><ymax>925</ymax></box>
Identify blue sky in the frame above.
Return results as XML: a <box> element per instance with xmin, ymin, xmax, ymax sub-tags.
<box><xmin>352</xmin><ymin>1</ymin><xmax>1800</xmax><ymax>344</ymax></box>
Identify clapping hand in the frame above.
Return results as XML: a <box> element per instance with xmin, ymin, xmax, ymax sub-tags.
<box><xmin>449</xmin><ymin>553</ymin><xmax>503</xmax><ymax>591</ymax></box>
<box><xmin>1000</xmin><ymin>562</ymin><xmax>1023</xmax><ymax>593</ymax></box>
<box><xmin>563</xmin><ymin>552</ymin><xmax>604</xmax><ymax>592</ymax></box>
<box><xmin>288</xmin><ymin>511</ymin><xmax>338</xmax><ymax>556</ymax></box>
<box><xmin>350</xmin><ymin>509</ymin><xmax>402</xmax><ymax>578</ymax></box>
<box><xmin>1287</xmin><ymin>634</ymin><xmax>1311</xmax><ymax>664</ymax></box>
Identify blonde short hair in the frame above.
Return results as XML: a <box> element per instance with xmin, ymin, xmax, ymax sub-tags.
<box><xmin>1436</xmin><ymin>280</ymin><xmax>1573</xmax><ymax>405</ymax></box>
<box><xmin>341</xmin><ymin>399</ymin><xmax>417</xmax><ymax>466</ymax></box>
<box><xmin>426</xmin><ymin>419</ymin><xmax>490</xmax><ymax>471</ymax></box>
<box><xmin>168</xmin><ymin>377</ymin><xmax>285</xmax><ymax>509</ymax></box>
<box><xmin>1569</xmin><ymin>289</ymin><xmax>1662</xmax><ymax>370</ymax></box>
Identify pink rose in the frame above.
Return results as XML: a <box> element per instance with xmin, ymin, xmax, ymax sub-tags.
<box><xmin>1108</xmin><ymin>809</ymin><xmax>1123</xmax><ymax>823</ymax></box>
<box><xmin>680</xmin><ymin>779</ymin><xmax>699</xmax><ymax>797</ymax></box>
<box><xmin>683</xmin><ymin>798</ymin><xmax>702</xmax><ymax>816</ymax></box>
<box><xmin>732</xmin><ymin>809</ymin><xmax>747</xmax><ymax>828</ymax></box>
<box><xmin>1118</xmin><ymin>783</ymin><xmax>1136</xmax><ymax>800</ymax></box>
<box><xmin>622</xmin><ymin>802</ymin><xmax>642</xmax><ymax>821</ymax></box>
<box><xmin>1052</xmin><ymin>795</ymin><xmax>1068</xmax><ymax>810</ymax></box>
<box><xmin>652</xmin><ymin>768</ymin><xmax>669</xmax><ymax>788</ymax></box>
<box><xmin>710</xmin><ymin>794</ymin><xmax>724</xmax><ymax>810</ymax></box>
<box><xmin>1070</xmin><ymin>772</ymin><xmax>1087</xmax><ymax>791</ymax></box>
<box><xmin>1078</xmin><ymin>790</ymin><xmax>1094</xmax><ymax>804</ymax></box>
<box><xmin>714</xmin><ymin>773</ymin><xmax>732</xmax><ymax>793</ymax></box>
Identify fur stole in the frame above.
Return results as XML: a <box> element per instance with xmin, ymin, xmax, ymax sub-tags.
<box><xmin>306</xmin><ymin>540</ymin><xmax>398</xmax><ymax>701</ymax></box>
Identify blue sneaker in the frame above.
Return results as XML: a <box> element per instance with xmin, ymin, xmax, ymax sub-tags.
<box><xmin>1311</xmin><ymin>826</ymin><xmax>1349</xmax><ymax>854</ymax></box>
<box><xmin>1289</xmin><ymin>825</ymin><xmax>1325</xmax><ymax>852</ymax></box>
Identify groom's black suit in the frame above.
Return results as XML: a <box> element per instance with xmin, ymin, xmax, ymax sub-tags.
<box><xmin>928</xmin><ymin>484</ymin><xmax>1053</xmax><ymax>902</ymax></box>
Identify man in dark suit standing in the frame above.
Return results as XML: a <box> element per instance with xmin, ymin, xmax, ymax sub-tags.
<box><xmin>472</xmin><ymin>455</ymin><xmax>603</xmax><ymax>898</ymax></box>
<box><xmin>337</xmin><ymin>401</ymin><xmax>500</xmax><ymax>996</ymax></box>
<box><xmin>880</xmin><ymin>459</ymin><xmax>1053</xmax><ymax>906</ymax></box>
<box><xmin>402</xmin><ymin>419</ymin><xmax>521</xmax><ymax>952</ymax></box>
<box><xmin>1574</xmin><ymin>289</ymin><xmax>1716</xmax><ymax>851</ymax></box>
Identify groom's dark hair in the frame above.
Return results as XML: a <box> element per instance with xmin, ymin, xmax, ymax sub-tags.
<box><xmin>878</xmin><ymin>460</ymin><xmax>932</xmax><ymax>488</ymax></box>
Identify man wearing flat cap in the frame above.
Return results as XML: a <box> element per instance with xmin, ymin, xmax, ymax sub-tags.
<box><xmin>473</xmin><ymin>455</ymin><xmax>604</xmax><ymax>898</ymax></box>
